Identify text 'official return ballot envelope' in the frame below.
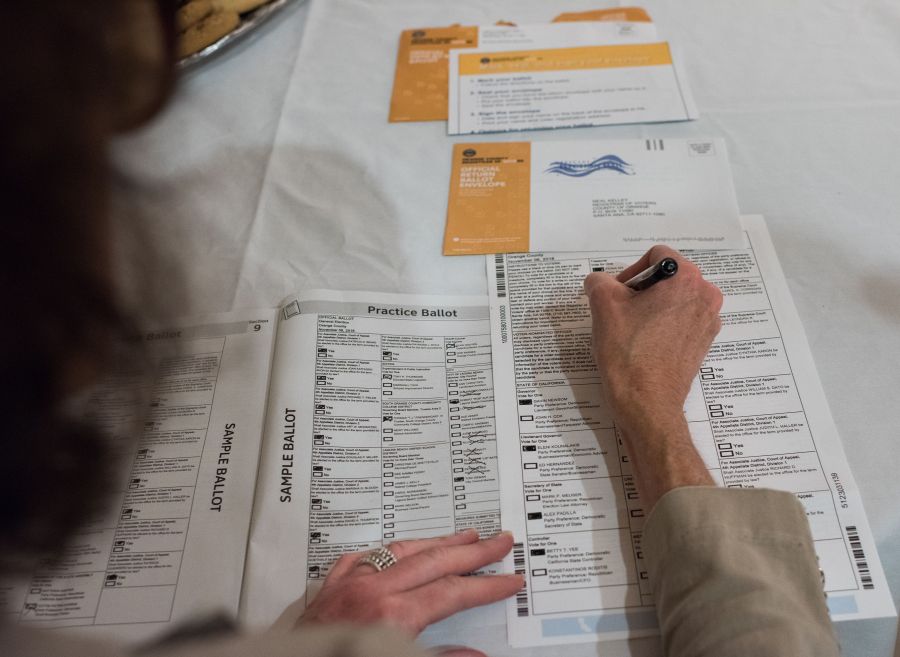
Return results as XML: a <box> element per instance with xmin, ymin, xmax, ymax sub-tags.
<box><xmin>443</xmin><ymin>138</ymin><xmax>743</xmax><ymax>255</ymax></box>
<box><xmin>448</xmin><ymin>41</ymin><xmax>698</xmax><ymax>135</ymax></box>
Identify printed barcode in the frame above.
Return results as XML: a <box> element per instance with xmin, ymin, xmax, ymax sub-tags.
<box><xmin>846</xmin><ymin>525</ymin><xmax>875</xmax><ymax>590</ymax></box>
<box><xmin>513</xmin><ymin>541</ymin><xmax>529</xmax><ymax>617</ymax></box>
<box><xmin>495</xmin><ymin>254</ymin><xmax>507</xmax><ymax>298</ymax></box>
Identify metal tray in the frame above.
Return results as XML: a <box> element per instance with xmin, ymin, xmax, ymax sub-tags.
<box><xmin>178</xmin><ymin>0</ymin><xmax>306</xmax><ymax>71</ymax></box>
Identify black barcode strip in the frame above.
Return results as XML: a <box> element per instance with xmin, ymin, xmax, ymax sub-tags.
<box><xmin>513</xmin><ymin>541</ymin><xmax>529</xmax><ymax>617</ymax></box>
<box><xmin>495</xmin><ymin>254</ymin><xmax>507</xmax><ymax>298</ymax></box>
<box><xmin>846</xmin><ymin>525</ymin><xmax>874</xmax><ymax>590</ymax></box>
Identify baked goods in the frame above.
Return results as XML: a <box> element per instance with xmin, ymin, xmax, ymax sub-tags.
<box><xmin>177</xmin><ymin>7</ymin><xmax>241</xmax><ymax>58</ymax></box>
<box><xmin>176</xmin><ymin>0</ymin><xmax>274</xmax><ymax>59</ymax></box>
<box><xmin>176</xmin><ymin>0</ymin><xmax>213</xmax><ymax>32</ymax></box>
<box><xmin>211</xmin><ymin>0</ymin><xmax>271</xmax><ymax>14</ymax></box>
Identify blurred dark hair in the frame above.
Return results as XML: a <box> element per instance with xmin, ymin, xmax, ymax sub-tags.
<box><xmin>0</xmin><ymin>1</ymin><xmax>177</xmax><ymax>572</ymax></box>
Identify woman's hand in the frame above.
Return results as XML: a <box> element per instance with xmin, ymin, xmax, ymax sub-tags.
<box><xmin>583</xmin><ymin>244</ymin><xmax>723</xmax><ymax>429</ymax></box>
<box><xmin>293</xmin><ymin>529</ymin><xmax>522</xmax><ymax>648</ymax></box>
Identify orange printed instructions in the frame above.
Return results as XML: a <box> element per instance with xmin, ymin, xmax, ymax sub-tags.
<box><xmin>448</xmin><ymin>40</ymin><xmax>697</xmax><ymax>134</ymax></box>
<box><xmin>444</xmin><ymin>138</ymin><xmax>744</xmax><ymax>256</ymax></box>
<box><xmin>389</xmin><ymin>26</ymin><xmax>479</xmax><ymax>122</ymax></box>
<box><xmin>389</xmin><ymin>13</ymin><xmax>657</xmax><ymax>123</ymax></box>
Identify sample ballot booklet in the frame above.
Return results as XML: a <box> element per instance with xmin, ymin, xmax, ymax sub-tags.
<box><xmin>486</xmin><ymin>216</ymin><xmax>895</xmax><ymax>647</ymax></box>
<box><xmin>0</xmin><ymin>291</ymin><xmax>504</xmax><ymax>643</ymax></box>
<box><xmin>444</xmin><ymin>138</ymin><xmax>744</xmax><ymax>256</ymax></box>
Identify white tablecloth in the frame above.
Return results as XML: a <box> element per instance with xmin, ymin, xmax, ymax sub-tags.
<box><xmin>114</xmin><ymin>1</ymin><xmax>900</xmax><ymax>655</ymax></box>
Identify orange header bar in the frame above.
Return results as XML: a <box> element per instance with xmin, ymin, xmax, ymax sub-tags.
<box><xmin>553</xmin><ymin>7</ymin><xmax>652</xmax><ymax>23</ymax></box>
<box><xmin>459</xmin><ymin>42</ymin><xmax>673</xmax><ymax>76</ymax></box>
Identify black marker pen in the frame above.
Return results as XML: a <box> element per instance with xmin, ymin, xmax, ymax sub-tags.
<box><xmin>624</xmin><ymin>257</ymin><xmax>678</xmax><ymax>291</ymax></box>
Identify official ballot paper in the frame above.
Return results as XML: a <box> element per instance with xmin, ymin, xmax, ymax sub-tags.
<box><xmin>389</xmin><ymin>9</ymin><xmax>655</xmax><ymax>123</ymax></box>
<box><xmin>487</xmin><ymin>216</ymin><xmax>895</xmax><ymax>647</ymax></box>
<box><xmin>444</xmin><ymin>138</ymin><xmax>744</xmax><ymax>255</ymax></box>
<box><xmin>447</xmin><ymin>35</ymin><xmax>698</xmax><ymax>135</ymax></box>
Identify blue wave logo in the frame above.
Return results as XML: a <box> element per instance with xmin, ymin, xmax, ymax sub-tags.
<box><xmin>544</xmin><ymin>155</ymin><xmax>635</xmax><ymax>177</ymax></box>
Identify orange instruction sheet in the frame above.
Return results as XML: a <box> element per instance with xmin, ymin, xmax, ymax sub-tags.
<box><xmin>389</xmin><ymin>7</ymin><xmax>654</xmax><ymax>123</ymax></box>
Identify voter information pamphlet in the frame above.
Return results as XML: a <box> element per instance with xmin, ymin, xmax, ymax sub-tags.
<box><xmin>240</xmin><ymin>291</ymin><xmax>504</xmax><ymax>627</ymax></box>
<box><xmin>444</xmin><ymin>138</ymin><xmax>744</xmax><ymax>256</ymax></box>
<box><xmin>0</xmin><ymin>311</ymin><xmax>277</xmax><ymax>642</ymax></box>
<box><xmin>389</xmin><ymin>9</ymin><xmax>654</xmax><ymax>122</ymax></box>
<box><xmin>448</xmin><ymin>37</ymin><xmax>697</xmax><ymax>135</ymax></box>
<box><xmin>487</xmin><ymin>216</ymin><xmax>895</xmax><ymax>647</ymax></box>
<box><xmin>0</xmin><ymin>291</ymin><xmax>505</xmax><ymax>643</ymax></box>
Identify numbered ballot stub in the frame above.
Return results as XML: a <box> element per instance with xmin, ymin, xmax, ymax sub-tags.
<box><xmin>444</xmin><ymin>138</ymin><xmax>743</xmax><ymax>255</ymax></box>
<box><xmin>448</xmin><ymin>40</ymin><xmax>698</xmax><ymax>135</ymax></box>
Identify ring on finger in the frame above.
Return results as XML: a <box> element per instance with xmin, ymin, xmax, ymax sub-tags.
<box><xmin>357</xmin><ymin>546</ymin><xmax>398</xmax><ymax>572</ymax></box>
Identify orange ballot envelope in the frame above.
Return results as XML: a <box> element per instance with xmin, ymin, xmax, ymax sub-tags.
<box><xmin>389</xmin><ymin>9</ymin><xmax>656</xmax><ymax>123</ymax></box>
<box><xmin>444</xmin><ymin>139</ymin><xmax>744</xmax><ymax>255</ymax></box>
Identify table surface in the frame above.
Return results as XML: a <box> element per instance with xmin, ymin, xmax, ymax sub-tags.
<box><xmin>113</xmin><ymin>1</ymin><xmax>900</xmax><ymax>655</ymax></box>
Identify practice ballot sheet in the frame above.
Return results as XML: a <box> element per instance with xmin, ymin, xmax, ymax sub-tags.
<box><xmin>240</xmin><ymin>290</ymin><xmax>503</xmax><ymax>627</ymax></box>
<box><xmin>0</xmin><ymin>311</ymin><xmax>276</xmax><ymax>642</ymax></box>
<box><xmin>487</xmin><ymin>216</ymin><xmax>895</xmax><ymax>647</ymax></box>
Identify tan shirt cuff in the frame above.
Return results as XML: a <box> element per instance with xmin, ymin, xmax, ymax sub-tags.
<box><xmin>643</xmin><ymin>487</ymin><xmax>839</xmax><ymax>657</ymax></box>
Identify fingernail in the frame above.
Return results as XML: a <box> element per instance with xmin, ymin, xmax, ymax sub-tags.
<box><xmin>458</xmin><ymin>527</ymin><xmax>478</xmax><ymax>536</ymax></box>
<box><xmin>496</xmin><ymin>530</ymin><xmax>514</xmax><ymax>540</ymax></box>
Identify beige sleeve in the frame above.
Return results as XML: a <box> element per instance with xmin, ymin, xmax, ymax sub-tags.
<box><xmin>2</xmin><ymin>622</ymin><xmax>431</xmax><ymax>657</ymax></box>
<box><xmin>643</xmin><ymin>487</ymin><xmax>840</xmax><ymax>657</ymax></box>
<box><xmin>142</xmin><ymin>624</ymin><xmax>431</xmax><ymax>657</ymax></box>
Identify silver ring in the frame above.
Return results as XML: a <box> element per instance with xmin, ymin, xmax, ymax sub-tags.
<box><xmin>358</xmin><ymin>546</ymin><xmax>398</xmax><ymax>572</ymax></box>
